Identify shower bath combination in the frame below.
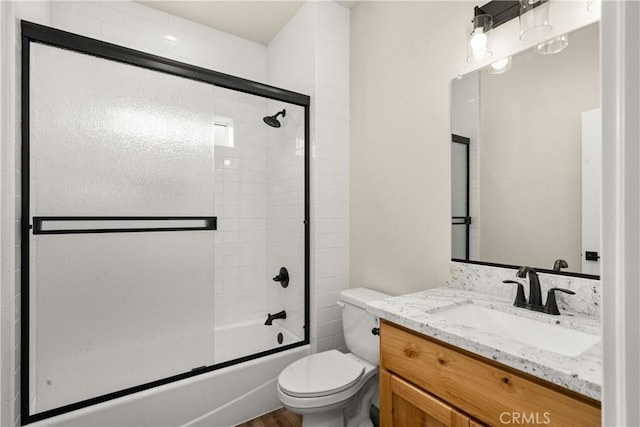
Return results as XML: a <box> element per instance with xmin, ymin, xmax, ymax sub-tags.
<box><xmin>263</xmin><ymin>109</ymin><xmax>286</xmax><ymax>128</ymax></box>
<box><xmin>21</xmin><ymin>21</ymin><xmax>310</xmax><ymax>425</ymax></box>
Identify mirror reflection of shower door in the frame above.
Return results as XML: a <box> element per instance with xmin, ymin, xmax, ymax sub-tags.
<box><xmin>451</xmin><ymin>134</ymin><xmax>471</xmax><ymax>260</ymax></box>
<box><xmin>28</xmin><ymin>43</ymin><xmax>217</xmax><ymax>413</ymax></box>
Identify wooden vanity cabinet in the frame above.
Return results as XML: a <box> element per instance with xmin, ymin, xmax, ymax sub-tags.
<box><xmin>379</xmin><ymin>320</ymin><xmax>601</xmax><ymax>427</ymax></box>
<box><xmin>381</xmin><ymin>369</ymin><xmax>474</xmax><ymax>427</ymax></box>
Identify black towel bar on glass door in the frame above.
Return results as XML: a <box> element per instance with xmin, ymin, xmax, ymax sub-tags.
<box><xmin>31</xmin><ymin>216</ymin><xmax>217</xmax><ymax>235</ymax></box>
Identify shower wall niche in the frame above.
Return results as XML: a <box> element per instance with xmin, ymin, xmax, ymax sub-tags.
<box><xmin>22</xmin><ymin>22</ymin><xmax>309</xmax><ymax>424</ymax></box>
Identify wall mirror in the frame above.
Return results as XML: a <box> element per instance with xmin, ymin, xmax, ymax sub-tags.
<box><xmin>451</xmin><ymin>22</ymin><xmax>600</xmax><ymax>277</ymax></box>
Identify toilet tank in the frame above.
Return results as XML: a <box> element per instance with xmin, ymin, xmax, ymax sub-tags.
<box><xmin>339</xmin><ymin>288</ymin><xmax>390</xmax><ymax>365</ymax></box>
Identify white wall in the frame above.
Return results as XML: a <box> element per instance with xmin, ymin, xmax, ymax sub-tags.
<box><xmin>350</xmin><ymin>1</ymin><xmax>471</xmax><ymax>295</ymax></box>
<box><xmin>268</xmin><ymin>1</ymin><xmax>351</xmax><ymax>353</ymax></box>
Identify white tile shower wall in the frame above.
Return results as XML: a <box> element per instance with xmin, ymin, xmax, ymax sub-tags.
<box><xmin>313</xmin><ymin>2</ymin><xmax>349</xmax><ymax>354</ymax></box>
<box><xmin>267</xmin><ymin>1</ymin><xmax>350</xmax><ymax>353</ymax></box>
<box><xmin>1</xmin><ymin>1</ymin><xmax>27</xmax><ymax>425</ymax></box>
<box><xmin>266</xmin><ymin>4</ymin><xmax>315</xmax><ymax>349</ymax></box>
<box><xmin>2</xmin><ymin>1</ymin><xmax>269</xmax><ymax>424</ymax></box>
<box><xmin>213</xmin><ymin>87</ymin><xmax>269</xmax><ymax>327</ymax></box>
<box><xmin>265</xmin><ymin>99</ymin><xmax>306</xmax><ymax>339</ymax></box>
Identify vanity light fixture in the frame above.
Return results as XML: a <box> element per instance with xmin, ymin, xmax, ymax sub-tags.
<box><xmin>536</xmin><ymin>33</ymin><xmax>568</xmax><ymax>55</ymax></box>
<box><xmin>467</xmin><ymin>7</ymin><xmax>493</xmax><ymax>63</ymax></box>
<box><xmin>466</xmin><ymin>1</ymin><xmax>556</xmax><ymax>65</ymax></box>
<box><xmin>488</xmin><ymin>56</ymin><xmax>512</xmax><ymax>74</ymax></box>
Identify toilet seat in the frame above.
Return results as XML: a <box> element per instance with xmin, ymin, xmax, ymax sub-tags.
<box><xmin>278</xmin><ymin>350</ymin><xmax>365</xmax><ymax>398</ymax></box>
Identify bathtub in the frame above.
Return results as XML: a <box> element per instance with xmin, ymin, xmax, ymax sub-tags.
<box><xmin>32</xmin><ymin>319</ymin><xmax>309</xmax><ymax>427</ymax></box>
<box><xmin>214</xmin><ymin>318</ymin><xmax>301</xmax><ymax>364</ymax></box>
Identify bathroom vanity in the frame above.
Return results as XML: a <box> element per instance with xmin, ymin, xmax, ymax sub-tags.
<box><xmin>379</xmin><ymin>322</ymin><xmax>599</xmax><ymax>426</ymax></box>
<box><xmin>436</xmin><ymin>17</ymin><xmax>603</xmax><ymax>425</ymax></box>
<box><xmin>368</xmin><ymin>283</ymin><xmax>602</xmax><ymax>426</ymax></box>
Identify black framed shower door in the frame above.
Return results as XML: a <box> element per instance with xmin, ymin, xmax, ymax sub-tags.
<box><xmin>451</xmin><ymin>134</ymin><xmax>471</xmax><ymax>260</ymax></box>
<box><xmin>21</xmin><ymin>21</ymin><xmax>311</xmax><ymax>425</ymax></box>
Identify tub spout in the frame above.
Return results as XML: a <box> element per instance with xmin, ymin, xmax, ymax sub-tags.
<box><xmin>264</xmin><ymin>310</ymin><xmax>286</xmax><ymax>325</ymax></box>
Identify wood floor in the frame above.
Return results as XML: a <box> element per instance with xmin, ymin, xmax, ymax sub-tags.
<box><xmin>236</xmin><ymin>408</ymin><xmax>302</xmax><ymax>427</ymax></box>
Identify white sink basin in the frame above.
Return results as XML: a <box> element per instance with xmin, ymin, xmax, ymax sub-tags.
<box><xmin>434</xmin><ymin>303</ymin><xmax>600</xmax><ymax>357</ymax></box>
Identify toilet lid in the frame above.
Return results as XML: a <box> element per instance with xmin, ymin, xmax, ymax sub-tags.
<box><xmin>278</xmin><ymin>350</ymin><xmax>365</xmax><ymax>398</ymax></box>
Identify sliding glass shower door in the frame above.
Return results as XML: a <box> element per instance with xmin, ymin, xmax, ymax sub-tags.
<box><xmin>28</xmin><ymin>43</ymin><xmax>218</xmax><ymax>413</ymax></box>
<box><xmin>23</xmin><ymin>22</ymin><xmax>310</xmax><ymax>424</ymax></box>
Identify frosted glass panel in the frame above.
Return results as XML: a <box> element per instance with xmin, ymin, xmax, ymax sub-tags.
<box><xmin>32</xmin><ymin>233</ymin><xmax>214</xmax><ymax>412</ymax></box>
<box><xmin>30</xmin><ymin>43</ymin><xmax>216</xmax><ymax>216</ymax></box>
<box><xmin>29</xmin><ymin>44</ymin><xmax>216</xmax><ymax>413</ymax></box>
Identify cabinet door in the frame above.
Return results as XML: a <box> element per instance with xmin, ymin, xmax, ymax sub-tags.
<box><xmin>380</xmin><ymin>369</ymin><xmax>471</xmax><ymax>427</ymax></box>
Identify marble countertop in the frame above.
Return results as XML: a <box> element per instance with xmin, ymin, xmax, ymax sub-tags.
<box><xmin>367</xmin><ymin>286</ymin><xmax>602</xmax><ymax>400</ymax></box>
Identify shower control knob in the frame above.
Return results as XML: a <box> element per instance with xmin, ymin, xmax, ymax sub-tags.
<box><xmin>273</xmin><ymin>267</ymin><xmax>289</xmax><ymax>288</ymax></box>
<box><xmin>371</xmin><ymin>327</ymin><xmax>380</xmax><ymax>336</ymax></box>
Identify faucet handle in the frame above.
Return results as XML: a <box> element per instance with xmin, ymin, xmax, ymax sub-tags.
<box><xmin>503</xmin><ymin>280</ymin><xmax>527</xmax><ymax>307</ymax></box>
<box><xmin>272</xmin><ymin>267</ymin><xmax>289</xmax><ymax>288</ymax></box>
<box><xmin>544</xmin><ymin>288</ymin><xmax>576</xmax><ymax>315</ymax></box>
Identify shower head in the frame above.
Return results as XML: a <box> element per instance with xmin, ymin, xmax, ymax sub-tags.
<box><xmin>263</xmin><ymin>109</ymin><xmax>286</xmax><ymax>128</ymax></box>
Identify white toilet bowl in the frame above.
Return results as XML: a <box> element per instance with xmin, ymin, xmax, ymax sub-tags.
<box><xmin>276</xmin><ymin>288</ymin><xmax>390</xmax><ymax>427</ymax></box>
<box><xmin>277</xmin><ymin>351</ymin><xmax>377</xmax><ymax>427</ymax></box>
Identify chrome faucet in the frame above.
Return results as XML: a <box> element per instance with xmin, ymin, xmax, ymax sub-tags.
<box><xmin>264</xmin><ymin>310</ymin><xmax>287</xmax><ymax>325</ymax></box>
<box><xmin>503</xmin><ymin>266</ymin><xmax>576</xmax><ymax>315</ymax></box>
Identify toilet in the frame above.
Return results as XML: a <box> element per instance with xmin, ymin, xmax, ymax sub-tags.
<box><xmin>277</xmin><ymin>288</ymin><xmax>389</xmax><ymax>427</ymax></box>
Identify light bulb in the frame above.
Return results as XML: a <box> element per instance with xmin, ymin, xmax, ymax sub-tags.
<box><xmin>470</xmin><ymin>28</ymin><xmax>487</xmax><ymax>50</ymax></box>
<box><xmin>472</xmin><ymin>48</ymin><xmax>487</xmax><ymax>59</ymax></box>
<box><xmin>466</xmin><ymin>13</ymin><xmax>493</xmax><ymax>63</ymax></box>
